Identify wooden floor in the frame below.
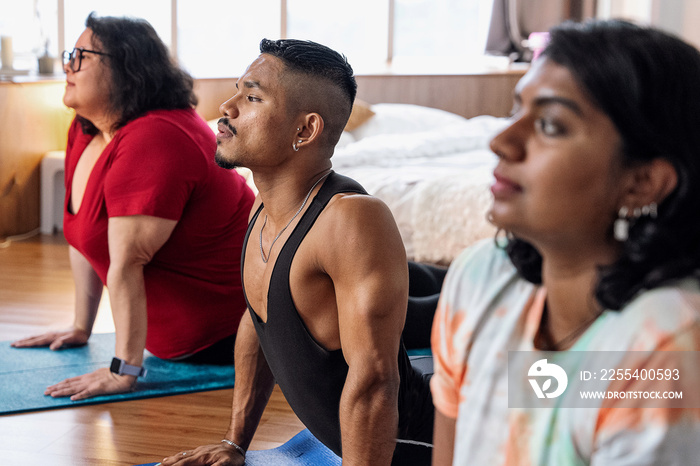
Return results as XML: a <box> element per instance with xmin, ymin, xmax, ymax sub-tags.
<box><xmin>0</xmin><ymin>234</ymin><xmax>304</xmax><ymax>465</ymax></box>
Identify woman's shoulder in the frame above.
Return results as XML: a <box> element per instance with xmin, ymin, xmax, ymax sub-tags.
<box><xmin>440</xmin><ymin>239</ymin><xmax>535</xmax><ymax>320</ymax></box>
<box><xmin>123</xmin><ymin>108</ymin><xmax>208</xmax><ymax>135</ymax></box>
<box><xmin>445</xmin><ymin>239</ymin><xmax>520</xmax><ymax>290</ymax></box>
<box><xmin>432</xmin><ymin>239</ymin><xmax>540</xmax><ymax>384</ymax></box>
<box><xmin>596</xmin><ymin>278</ymin><xmax>700</xmax><ymax>351</ymax></box>
<box><xmin>114</xmin><ymin>109</ymin><xmax>214</xmax><ymax>157</ymax></box>
<box><xmin>627</xmin><ymin>278</ymin><xmax>700</xmax><ymax>325</ymax></box>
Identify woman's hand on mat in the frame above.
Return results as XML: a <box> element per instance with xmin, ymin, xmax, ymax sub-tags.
<box><xmin>161</xmin><ymin>443</ymin><xmax>245</xmax><ymax>466</ymax></box>
<box><xmin>11</xmin><ymin>327</ymin><xmax>90</xmax><ymax>350</ymax></box>
<box><xmin>44</xmin><ymin>368</ymin><xmax>136</xmax><ymax>401</ymax></box>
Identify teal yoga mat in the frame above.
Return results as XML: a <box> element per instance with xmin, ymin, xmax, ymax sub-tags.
<box><xmin>0</xmin><ymin>333</ymin><xmax>235</xmax><ymax>415</ymax></box>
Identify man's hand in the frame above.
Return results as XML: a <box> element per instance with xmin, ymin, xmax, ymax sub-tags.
<box><xmin>161</xmin><ymin>442</ymin><xmax>245</xmax><ymax>466</ymax></box>
<box><xmin>11</xmin><ymin>327</ymin><xmax>90</xmax><ymax>350</ymax></box>
<box><xmin>44</xmin><ymin>367</ymin><xmax>136</xmax><ymax>401</ymax></box>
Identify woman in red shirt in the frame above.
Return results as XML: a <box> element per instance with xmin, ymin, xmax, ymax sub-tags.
<box><xmin>12</xmin><ymin>13</ymin><xmax>254</xmax><ymax>400</ymax></box>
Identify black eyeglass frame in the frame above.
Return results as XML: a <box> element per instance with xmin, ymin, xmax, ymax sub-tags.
<box><xmin>62</xmin><ymin>47</ymin><xmax>112</xmax><ymax>72</ymax></box>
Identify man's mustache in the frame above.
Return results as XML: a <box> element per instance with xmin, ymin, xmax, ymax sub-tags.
<box><xmin>218</xmin><ymin>117</ymin><xmax>237</xmax><ymax>136</ymax></box>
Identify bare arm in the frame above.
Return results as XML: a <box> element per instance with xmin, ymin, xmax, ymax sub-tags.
<box><xmin>106</xmin><ymin>215</ymin><xmax>176</xmax><ymax>366</ymax></box>
<box><xmin>12</xmin><ymin>246</ymin><xmax>103</xmax><ymax>349</ymax></box>
<box><xmin>326</xmin><ymin>196</ymin><xmax>409</xmax><ymax>466</ymax></box>
<box><xmin>70</xmin><ymin>245</ymin><xmax>104</xmax><ymax>337</ymax></box>
<box><xmin>226</xmin><ymin>311</ymin><xmax>276</xmax><ymax>449</ymax></box>
<box><xmin>44</xmin><ymin>214</ymin><xmax>176</xmax><ymax>400</ymax></box>
<box><xmin>161</xmin><ymin>311</ymin><xmax>276</xmax><ymax>465</ymax></box>
<box><xmin>432</xmin><ymin>411</ymin><xmax>456</xmax><ymax>466</ymax></box>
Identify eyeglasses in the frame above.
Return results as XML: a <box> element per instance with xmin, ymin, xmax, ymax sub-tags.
<box><xmin>62</xmin><ymin>47</ymin><xmax>112</xmax><ymax>73</ymax></box>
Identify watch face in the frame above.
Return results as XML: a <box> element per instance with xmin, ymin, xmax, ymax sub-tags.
<box><xmin>110</xmin><ymin>357</ymin><xmax>122</xmax><ymax>374</ymax></box>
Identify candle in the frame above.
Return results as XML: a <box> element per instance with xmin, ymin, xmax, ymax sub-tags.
<box><xmin>1</xmin><ymin>36</ymin><xmax>13</xmax><ymax>70</ymax></box>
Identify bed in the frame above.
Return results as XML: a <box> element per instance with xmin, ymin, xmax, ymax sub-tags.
<box><xmin>210</xmin><ymin>102</ymin><xmax>508</xmax><ymax>266</ymax></box>
<box><xmin>333</xmin><ymin>103</ymin><xmax>507</xmax><ymax>265</ymax></box>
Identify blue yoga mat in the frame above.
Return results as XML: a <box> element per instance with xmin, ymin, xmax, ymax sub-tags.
<box><xmin>0</xmin><ymin>333</ymin><xmax>235</xmax><ymax>415</ymax></box>
<box><xmin>135</xmin><ymin>428</ymin><xmax>340</xmax><ymax>466</ymax></box>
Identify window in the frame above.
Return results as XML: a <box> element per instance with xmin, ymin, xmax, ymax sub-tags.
<box><xmin>286</xmin><ymin>0</ymin><xmax>389</xmax><ymax>72</ymax></box>
<box><xmin>1</xmin><ymin>0</ymin><xmax>496</xmax><ymax>77</ymax></box>
<box><xmin>393</xmin><ymin>0</ymin><xmax>494</xmax><ymax>67</ymax></box>
<box><xmin>63</xmin><ymin>0</ymin><xmax>172</xmax><ymax>53</ymax></box>
<box><xmin>0</xmin><ymin>0</ymin><xmax>57</xmax><ymax>70</ymax></box>
<box><xmin>176</xmin><ymin>0</ymin><xmax>280</xmax><ymax>78</ymax></box>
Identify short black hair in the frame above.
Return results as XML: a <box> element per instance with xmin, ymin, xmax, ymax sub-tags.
<box><xmin>259</xmin><ymin>38</ymin><xmax>357</xmax><ymax>106</ymax></box>
<box><xmin>79</xmin><ymin>12</ymin><xmax>197</xmax><ymax>134</ymax></box>
<box><xmin>505</xmin><ymin>19</ymin><xmax>700</xmax><ymax>310</ymax></box>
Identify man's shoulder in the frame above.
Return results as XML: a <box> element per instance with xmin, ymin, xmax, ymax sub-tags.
<box><xmin>305</xmin><ymin>189</ymin><xmax>405</xmax><ymax>267</ymax></box>
<box><xmin>320</xmin><ymin>192</ymin><xmax>394</xmax><ymax>231</ymax></box>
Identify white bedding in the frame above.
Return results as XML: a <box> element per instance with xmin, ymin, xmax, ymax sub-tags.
<box><xmin>334</xmin><ymin>105</ymin><xmax>509</xmax><ymax>264</ymax></box>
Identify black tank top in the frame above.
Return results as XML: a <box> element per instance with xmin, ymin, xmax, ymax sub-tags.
<box><xmin>241</xmin><ymin>171</ymin><xmax>432</xmax><ymax>457</ymax></box>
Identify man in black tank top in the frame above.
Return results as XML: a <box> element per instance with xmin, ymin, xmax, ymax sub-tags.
<box><xmin>163</xmin><ymin>39</ymin><xmax>434</xmax><ymax>466</ymax></box>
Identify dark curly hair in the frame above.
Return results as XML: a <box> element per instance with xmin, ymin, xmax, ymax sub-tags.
<box><xmin>504</xmin><ymin>19</ymin><xmax>700</xmax><ymax>310</ymax></box>
<box><xmin>78</xmin><ymin>12</ymin><xmax>197</xmax><ymax>135</ymax></box>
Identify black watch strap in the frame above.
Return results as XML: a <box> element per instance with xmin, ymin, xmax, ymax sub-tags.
<box><xmin>110</xmin><ymin>357</ymin><xmax>147</xmax><ymax>377</ymax></box>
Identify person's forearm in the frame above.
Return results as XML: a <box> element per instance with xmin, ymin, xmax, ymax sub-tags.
<box><xmin>432</xmin><ymin>411</ymin><xmax>456</xmax><ymax>466</ymax></box>
<box><xmin>106</xmin><ymin>261</ymin><xmax>148</xmax><ymax>366</ymax></box>
<box><xmin>225</xmin><ymin>313</ymin><xmax>276</xmax><ymax>450</ymax></box>
<box><xmin>339</xmin><ymin>370</ymin><xmax>399</xmax><ymax>465</ymax></box>
<box><xmin>69</xmin><ymin>246</ymin><xmax>103</xmax><ymax>335</ymax></box>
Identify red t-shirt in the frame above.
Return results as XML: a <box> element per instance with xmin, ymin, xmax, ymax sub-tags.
<box><xmin>63</xmin><ymin>108</ymin><xmax>254</xmax><ymax>359</ymax></box>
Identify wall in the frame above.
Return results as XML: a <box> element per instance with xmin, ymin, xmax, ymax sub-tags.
<box><xmin>0</xmin><ymin>80</ymin><xmax>74</xmax><ymax>238</ymax></box>
<box><xmin>597</xmin><ymin>0</ymin><xmax>700</xmax><ymax>49</ymax></box>
<box><xmin>355</xmin><ymin>71</ymin><xmax>524</xmax><ymax>120</ymax></box>
<box><xmin>194</xmin><ymin>70</ymin><xmax>526</xmax><ymax>121</ymax></box>
<box><xmin>651</xmin><ymin>0</ymin><xmax>700</xmax><ymax>50</ymax></box>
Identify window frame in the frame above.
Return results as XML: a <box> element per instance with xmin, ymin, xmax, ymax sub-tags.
<box><xmin>46</xmin><ymin>0</ymin><xmax>492</xmax><ymax>77</ymax></box>
<box><xmin>55</xmin><ymin>0</ymin><xmax>397</xmax><ymax>68</ymax></box>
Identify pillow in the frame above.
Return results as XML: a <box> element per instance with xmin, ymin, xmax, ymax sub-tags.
<box><xmin>344</xmin><ymin>99</ymin><xmax>376</xmax><ymax>132</ymax></box>
<box><xmin>348</xmin><ymin>103</ymin><xmax>467</xmax><ymax>141</ymax></box>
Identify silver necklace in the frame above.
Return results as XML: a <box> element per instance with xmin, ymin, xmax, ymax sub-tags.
<box><xmin>538</xmin><ymin>303</ymin><xmax>602</xmax><ymax>351</ymax></box>
<box><xmin>259</xmin><ymin>171</ymin><xmax>331</xmax><ymax>263</ymax></box>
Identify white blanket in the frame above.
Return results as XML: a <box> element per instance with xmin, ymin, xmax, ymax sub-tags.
<box><xmin>334</xmin><ymin>115</ymin><xmax>508</xmax><ymax>264</ymax></box>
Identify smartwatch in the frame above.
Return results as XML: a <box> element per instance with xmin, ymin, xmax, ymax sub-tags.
<box><xmin>110</xmin><ymin>357</ymin><xmax>148</xmax><ymax>377</ymax></box>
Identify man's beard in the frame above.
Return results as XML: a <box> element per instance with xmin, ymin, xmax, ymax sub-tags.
<box><xmin>215</xmin><ymin>148</ymin><xmax>239</xmax><ymax>169</ymax></box>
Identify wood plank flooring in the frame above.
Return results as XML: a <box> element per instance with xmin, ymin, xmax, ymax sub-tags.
<box><xmin>0</xmin><ymin>234</ymin><xmax>304</xmax><ymax>466</ymax></box>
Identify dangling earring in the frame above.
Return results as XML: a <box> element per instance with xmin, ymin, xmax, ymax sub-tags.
<box><xmin>641</xmin><ymin>202</ymin><xmax>658</xmax><ymax>219</ymax></box>
<box><xmin>614</xmin><ymin>206</ymin><xmax>630</xmax><ymax>242</ymax></box>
